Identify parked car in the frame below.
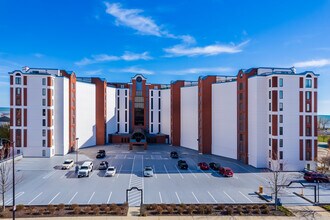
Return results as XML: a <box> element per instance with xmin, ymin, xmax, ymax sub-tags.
<box><xmin>304</xmin><ymin>172</ymin><xmax>329</xmax><ymax>182</ymax></box>
<box><xmin>178</xmin><ymin>160</ymin><xmax>188</xmax><ymax>170</ymax></box>
<box><xmin>99</xmin><ymin>161</ymin><xmax>109</xmax><ymax>170</ymax></box>
<box><xmin>78</xmin><ymin>161</ymin><xmax>93</xmax><ymax>178</ymax></box>
<box><xmin>198</xmin><ymin>162</ymin><xmax>210</xmax><ymax>170</ymax></box>
<box><xmin>219</xmin><ymin>167</ymin><xmax>234</xmax><ymax>177</ymax></box>
<box><xmin>209</xmin><ymin>162</ymin><xmax>221</xmax><ymax>171</ymax></box>
<box><xmin>62</xmin><ymin>159</ymin><xmax>74</xmax><ymax>170</ymax></box>
<box><xmin>144</xmin><ymin>166</ymin><xmax>154</xmax><ymax>177</ymax></box>
<box><xmin>105</xmin><ymin>166</ymin><xmax>116</xmax><ymax>177</ymax></box>
<box><xmin>170</xmin><ymin>151</ymin><xmax>179</xmax><ymax>159</ymax></box>
<box><xmin>96</xmin><ymin>150</ymin><xmax>106</xmax><ymax>158</ymax></box>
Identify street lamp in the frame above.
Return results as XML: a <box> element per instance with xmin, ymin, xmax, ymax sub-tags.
<box><xmin>75</xmin><ymin>138</ymin><xmax>79</xmax><ymax>173</ymax></box>
<box><xmin>0</xmin><ymin>138</ymin><xmax>15</xmax><ymax>220</ymax></box>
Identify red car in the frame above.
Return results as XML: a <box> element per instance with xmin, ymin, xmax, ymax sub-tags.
<box><xmin>219</xmin><ymin>167</ymin><xmax>234</xmax><ymax>177</ymax></box>
<box><xmin>198</xmin><ymin>162</ymin><xmax>209</xmax><ymax>170</ymax></box>
<box><xmin>304</xmin><ymin>172</ymin><xmax>329</xmax><ymax>183</ymax></box>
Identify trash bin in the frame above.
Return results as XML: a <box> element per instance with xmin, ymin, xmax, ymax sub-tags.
<box><xmin>259</xmin><ymin>185</ymin><xmax>263</xmax><ymax>194</ymax></box>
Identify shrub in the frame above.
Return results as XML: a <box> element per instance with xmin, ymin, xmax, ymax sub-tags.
<box><xmin>180</xmin><ymin>203</ymin><xmax>187</xmax><ymax>210</ymax></box>
<box><xmin>100</xmin><ymin>204</ymin><xmax>107</xmax><ymax>211</ymax></box>
<box><xmin>123</xmin><ymin>202</ymin><xmax>128</xmax><ymax>207</ymax></box>
<box><xmin>32</xmin><ymin>208</ymin><xmax>39</xmax><ymax>215</ymax></box>
<box><xmin>261</xmin><ymin>208</ymin><xmax>270</xmax><ymax>214</ymax></box>
<box><xmin>90</xmin><ymin>204</ymin><xmax>97</xmax><ymax>210</ymax></box>
<box><xmin>16</xmin><ymin>204</ymin><xmax>25</xmax><ymax>212</ymax></box>
<box><xmin>253</xmin><ymin>208</ymin><xmax>261</xmax><ymax>214</ymax></box>
<box><xmin>260</xmin><ymin>204</ymin><xmax>268</xmax><ymax>209</ymax></box>
<box><xmin>73</xmin><ymin>207</ymin><xmax>80</xmax><ymax>215</ymax></box>
<box><xmin>0</xmin><ymin>209</ymin><xmax>11</xmax><ymax>218</ymax></box>
<box><xmin>70</xmin><ymin>204</ymin><xmax>79</xmax><ymax>210</ymax></box>
<box><xmin>110</xmin><ymin>203</ymin><xmax>118</xmax><ymax>211</ymax></box>
<box><xmin>48</xmin><ymin>206</ymin><xmax>56</xmax><ymax>215</ymax></box>
<box><xmin>140</xmin><ymin>206</ymin><xmax>147</xmax><ymax>217</ymax></box>
<box><xmin>278</xmin><ymin>206</ymin><xmax>294</xmax><ymax>216</ymax></box>
<box><xmin>94</xmin><ymin>207</ymin><xmax>100</xmax><ymax>215</ymax></box>
<box><xmin>104</xmin><ymin>206</ymin><xmax>111</xmax><ymax>214</ymax></box>
<box><xmin>177</xmin><ymin>207</ymin><xmax>184</xmax><ymax>215</ymax></box>
<box><xmin>205</xmin><ymin>205</ymin><xmax>212</xmax><ymax>214</ymax></box>
<box><xmin>115</xmin><ymin>207</ymin><xmax>122</xmax><ymax>215</ymax></box>
<box><xmin>83</xmin><ymin>206</ymin><xmax>91</xmax><ymax>214</ymax></box>
<box><xmin>57</xmin><ymin>203</ymin><xmax>65</xmax><ymax>210</ymax></box>
<box><xmin>198</xmin><ymin>205</ymin><xmax>206</xmax><ymax>215</ymax></box>
<box><xmin>167</xmin><ymin>206</ymin><xmax>174</xmax><ymax>214</ymax></box>
<box><xmin>156</xmin><ymin>206</ymin><xmax>163</xmax><ymax>215</ymax></box>
<box><xmin>236</xmin><ymin>206</ymin><xmax>243</xmax><ymax>215</ymax></box>
<box><xmin>226</xmin><ymin>207</ymin><xmax>233</xmax><ymax>215</ymax></box>
<box><xmin>217</xmin><ymin>205</ymin><xmax>225</xmax><ymax>210</ymax></box>
<box><xmin>187</xmin><ymin>205</ymin><xmax>195</xmax><ymax>215</ymax></box>
<box><xmin>252</xmin><ymin>205</ymin><xmax>259</xmax><ymax>209</ymax></box>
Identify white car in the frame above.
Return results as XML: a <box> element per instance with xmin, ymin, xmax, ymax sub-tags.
<box><xmin>143</xmin><ymin>166</ymin><xmax>154</xmax><ymax>177</ymax></box>
<box><xmin>105</xmin><ymin>166</ymin><xmax>116</xmax><ymax>177</ymax></box>
<box><xmin>62</xmin><ymin>159</ymin><xmax>74</xmax><ymax>170</ymax></box>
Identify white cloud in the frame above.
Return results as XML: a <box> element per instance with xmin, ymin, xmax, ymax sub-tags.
<box><xmin>34</xmin><ymin>53</ymin><xmax>44</xmax><ymax>58</ymax></box>
<box><xmin>162</xmin><ymin>67</ymin><xmax>233</xmax><ymax>75</ymax></box>
<box><xmin>84</xmin><ymin>69</ymin><xmax>103</xmax><ymax>76</ymax></box>
<box><xmin>164</xmin><ymin>40</ymin><xmax>249</xmax><ymax>57</ymax></box>
<box><xmin>109</xmin><ymin>66</ymin><xmax>154</xmax><ymax>75</ymax></box>
<box><xmin>293</xmin><ymin>59</ymin><xmax>330</xmax><ymax>68</ymax></box>
<box><xmin>75</xmin><ymin>51</ymin><xmax>152</xmax><ymax>66</ymax></box>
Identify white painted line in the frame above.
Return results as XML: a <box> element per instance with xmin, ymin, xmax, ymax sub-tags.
<box><xmin>159</xmin><ymin>192</ymin><xmax>163</xmax><ymax>203</ymax></box>
<box><xmin>239</xmin><ymin>191</ymin><xmax>253</xmax><ymax>203</ymax></box>
<box><xmin>153</xmin><ymin>166</ymin><xmax>158</xmax><ymax>179</ymax></box>
<box><xmin>28</xmin><ymin>192</ymin><xmax>43</xmax><ymax>205</ymax></box>
<box><xmin>107</xmin><ymin>192</ymin><xmax>112</xmax><ymax>204</ymax></box>
<box><xmin>188</xmin><ymin>168</ymin><xmax>197</xmax><ymax>179</ymax></box>
<box><xmin>68</xmin><ymin>192</ymin><xmax>78</xmax><ymax>204</ymax></box>
<box><xmin>88</xmin><ymin>192</ymin><xmax>95</xmax><ymax>204</ymax></box>
<box><xmin>128</xmin><ymin>155</ymin><xmax>136</xmax><ymax>188</ymax></box>
<box><xmin>48</xmin><ymin>192</ymin><xmax>60</xmax><ymax>204</ymax></box>
<box><xmin>142</xmin><ymin>155</ymin><xmax>144</xmax><ymax>199</ymax></box>
<box><xmin>163</xmin><ymin>165</ymin><xmax>171</xmax><ymax>179</ymax></box>
<box><xmin>60</xmin><ymin>173</ymin><xmax>66</xmax><ymax>179</ymax></box>
<box><xmin>223</xmin><ymin>191</ymin><xmax>235</xmax><ymax>203</ymax></box>
<box><xmin>124</xmin><ymin>154</ymin><xmax>127</xmax><ymax>159</ymax></box>
<box><xmin>5</xmin><ymin>192</ymin><xmax>25</xmax><ymax>205</ymax></box>
<box><xmin>42</xmin><ymin>170</ymin><xmax>57</xmax><ymax>179</ymax></box>
<box><xmin>200</xmin><ymin>169</ymin><xmax>210</xmax><ymax>178</ymax></box>
<box><xmin>116</xmin><ymin>165</ymin><xmax>123</xmax><ymax>179</ymax></box>
<box><xmin>89</xmin><ymin>171</ymin><xmax>95</xmax><ymax>178</ymax></box>
<box><xmin>175</xmin><ymin>165</ymin><xmax>184</xmax><ymax>179</ymax></box>
<box><xmin>175</xmin><ymin>192</ymin><xmax>181</xmax><ymax>203</ymax></box>
<box><xmin>208</xmin><ymin>191</ymin><xmax>217</xmax><ymax>203</ymax></box>
<box><xmin>192</xmin><ymin>192</ymin><xmax>200</xmax><ymax>203</ymax></box>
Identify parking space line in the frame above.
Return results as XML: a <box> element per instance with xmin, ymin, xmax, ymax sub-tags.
<box><xmin>175</xmin><ymin>165</ymin><xmax>184</xmax><ymax>179</ymax></box>
<box><xmin>5</xmin><ymin>192</ymin><xmax>24</xmax><ymax>205</ymax></box>
<box><xmin>175</xmin><ymin>192</ymin><xmax>181</xmax><ymax>203</ymax></box>
<box><xmin>223</xmin><ymin>191</ymin><xmax>235</xmax><ymax>203</ymax></box>
<box><xmin>28</xmin><ymin>192</ymin><xmax>43</xmax><ymax>205</ymax></box>
<box><xmin>142</xmin><ymin>155</ymin><xmax>144</xmax><ymax>198</ymax></box>
<box><xmin>60</xmin><ymin>173</ymin><xmax>66</xmax><ymax>179</ymax></box>
<box><xmin>200</xmin><ymin>169</ymin><xmax>211</xmax><ymax>178</ymax></box>
<box><xmin>239</xmin><ymin>191</ymin><xmax>253</xmax><ymax>203</ymax></box>
<box><xmin>208</xmin><ymin>191</ymin><xmax>217</xmax><ymax>203</ymax></box>
<box><xmin>159</xmin><ymin>192</ymin><xmax>163</xmax><ymax>203</ymax></box>
<box><xmin>188</xmin><ymin>168</ymin><xmax>197</xmax><ymax>179</ymax></box>
<box><xmin>48</xmin><ymin>192</ymin><xmax>60</xmax><ymax>204</ymax></box>
<box><xmin>163</xmin><ymin>165</ymin><xmax>171</xmax><ymax>179</ymax></box>
<box><xmin>107</xmin><ymin>192</ymin><xmax>112</xmax><ymax>204</ymax></box>
<box><xmin>192</xmin><ymin>192</ymin><xmax>200</xmax><ymax>203</ymax></box>
<box><xmin>68</xmin><ymin>192</ymin><xmax>78</xmax><ymax>204</ymax></box>
<box><xmin>116</xmin><ymin>165</ymin><xmax>123</xmax><ymax>179</ymax></box>
<box><xmin>128</xmin><ymin>156</ymin><xmax>136</xmax><ymax>188</ymax></box>
<box><xmin>90</xmin><ymin>171</ymin><xmax>95</xmax><ymax>178</ymax></box>
<box><xmin>42</xmin><ymin>170</ymin><xmax>57</xmax><ymax>179</ymax></box>
<box><xmin>153</xmin><ymin>166</ymin><xmax>157</xmax><ymax>179</ymax></box>
<box><xmin>88</xmin><ymin>192</ymin><xmax>95</xmax><ymax>204</ymax></box>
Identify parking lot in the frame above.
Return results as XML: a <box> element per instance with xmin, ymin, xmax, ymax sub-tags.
<box><xmin>4</xmin><ymin>144</ymin><xmax>329</xmax><ymax>206</ymax></box>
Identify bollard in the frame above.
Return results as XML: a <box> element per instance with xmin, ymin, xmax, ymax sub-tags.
<box><xmin>301</xmin><ymin>188</ymin><xmax>304</xmax><ymax>196</ymax></box>
<box><xmin>259</xmin><ymin>185</ymin><xmax>263</xmax><ymax>194</ymax></box>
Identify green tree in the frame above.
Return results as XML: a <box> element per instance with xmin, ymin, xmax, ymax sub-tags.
<box><xmin>0</xmin><ymin>124</ymin><xmax>10</xmax><ymax>140</ymax></box>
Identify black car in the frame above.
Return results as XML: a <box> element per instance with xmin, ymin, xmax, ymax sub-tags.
<box><xmin>170</xmin><ymin>151</ymin><xmax>179</xmax><ymax>159</ymax></box>
<box><xmin>178</xmin><ymin>160</ymin><xmax>188</xmax><ymax>170</ymax></box>
<box><xmin>99</xmin><ymin>161</ymin><xmax>109</xmax><ymax>170</ymax></box>
<box><xmin>209</xmin><ymin>162</ymin><xmax>221</xmax><ymax>171</ymax></box>
<box><xmin>96</xmin><ymin>150</ymin><xmax>106</xmax><ymax>158</ymax></box>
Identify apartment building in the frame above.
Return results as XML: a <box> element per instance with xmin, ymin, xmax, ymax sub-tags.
<box><xmin>9</xmin><ymin>67</ymin><xmax>318</xmax><ymax>171</ymax></box>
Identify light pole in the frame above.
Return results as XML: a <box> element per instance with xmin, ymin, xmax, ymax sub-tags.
<box><xmin>75</xmin><ymin>138</ymin><xmax>79</xmax><ymax>173</ymax></box>
<box><xmin>0</xmin><ymin>138</ymin><xmax>15</xmax><ymax>220</ymax></box>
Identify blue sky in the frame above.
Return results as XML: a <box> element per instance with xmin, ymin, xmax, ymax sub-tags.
<box><xmin>0</xmin><ymin>0</ymin><xmax>330</xmax><ymax>114</ymax></box>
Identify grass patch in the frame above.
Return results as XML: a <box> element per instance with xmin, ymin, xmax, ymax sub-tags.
<box><xmin>318</xmin><ymin>135</ymin><xmax>330</xmax><ymax>143</ymax></box>
<box><xmin>277</xmin><ymin>206</ymin><xmax>294</xmax><ymax>216</ymax></box>
<box><xmin>322</xmin><ymin>205</ymin><xmax>330</xmax><ymax>212</ymax></box>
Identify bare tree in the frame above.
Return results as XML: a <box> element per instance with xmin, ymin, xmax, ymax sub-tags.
<box><xmin>267</xmin><ymin>160</ymin><xmax>289</xmax><ymax>210</ymax></box>
<box><xmin>318</xmin><ymin>118</ymin><xmax>330</xmax><ymax>130</ymax></box>
<box><xmin>316</xmin><ymin>151</ymin><xmax>330</xmax><ymax>174</ymax></box>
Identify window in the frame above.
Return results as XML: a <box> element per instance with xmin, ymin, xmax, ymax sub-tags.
<box><xmin>306</xmin><ymin>91</ymin><xmax>311</xmax><ymax>100</ymax></box>
<box><xmin>117</xmin><ymin>89</ymin><xmax>120</xmax><ymax>96</ymax></box>
<box><xmin>117</xmin><ymin>97</ymin><xmax>120</xmax><ymax>109</ymax></box>
<box><xmin>125</xmin><ymin>124</ymin><xmax>127</xmax><ymax>133</ymax></box>
<box><xmin>125</xmin><ymin>97</ymin><xmax>127</xmax><ymax>109</ymax></box>
<box><xmin>306</xmin><ymin>127</ymin><xmax>311</xmax><ymax>136</ymax></box>
<box><xmin>280</xmin><ymin>139</ymin><xmax>283</xmax><ymax>147</ymax></box>
<box><xmin>158</xmin><ymin>124</ymin><xmax>161</xmax><ymax>133</ymax></box>
<box><xmin>279</xmin><ymin>91</ymin><xmax>283</xmax><ymax>99</ymax></box>
<box><xmin>117</xmin><ymin>123</ymin><xmax>120</xmax><ymax>133</ymax></box>
<box><xmin>158</xmin><ymin>111</ymin><xmax>161</xmax><ymax>123</ymax></box>
<box><xmin>269</xmin><ymin>161</ymin><xmax>271</xmax><ymax>169</ymax></box>
<box><xmin>306</xmin><ymin>103</ymin><xmax>311</xmax><ymax>112</ymax></box>
<box><xmin>239</xmin><ymin>134</ymin><xmax>243</xmax><ymax>141</ymax></box>
<box><xmin>239</xmin><ymin>83</ymin><xmax>243</xmax><ymax>90</ymax></box>
<box><xmin>269</xmin><ymin>150</ymin><xmax>271</xmax><ymax>158</ymax></box>
<box><xmin>42</xmin><ymin>78</ymin><xmax>46</xmax><ymax>85</ymax></box>
<box><xmin>269</xmin><ymin>91</ymin><xmax>271</xmax><ymax>99</ymax></box>
<box><xmin>42</xmin><ymin>129</ymin><xmax>46</xmax><ymax>137</ymax></box>
<box><xmin>15</xmin><ymin>77</ymin><xmax>21</xmax><ymax>85</ymax></box>
<box><xmin>117</xmin><ymin>110</ymin><xmax>120</xmax><ymax>122</ymax></box>
<box><xmin>280</xmin><ymin>151</ymin><xmax>283</xmax><ymax>159</ymax></box>
<box><xmin>15</xmin><ymin>109</ymin><xmax>21</xmax><ymax>126</ymax></box>
<box><xmin>125</xmin><ymin>111</ymin><xmax>127</xmax><ymax>123</ymax></box>
<box><xmin>240</xmin><ymin>93</ymin><xmax>243</xmax><ymax>100</ymax></box>
<box><xmin>279</xmin><ymin>103</ymin><xmax>283</xmax><ymax>111</ymax></box>
<box><xmin>269</xmin><ymin>103</ymin><xmax>271</xmax><ymax>111</ymax></box>
<box><xmin>269</xmin><ymin>115</ymin><xmax>271</xmax><ymax>123</ymax></box>
<box><xmin>269</xmin><ymin>79</ymin><xmax>271</xmax><ymax>87</ymax></box>
<box><xmin>269</xmin><ymin>126</ymin><xmax>271</xmax><ymax>134</ymax></box>
<box><xmin>151</xmin><ymin>111</ymin><xmax>153</xmax><ymax>123</ymax></box>
<box><xmin>158</xmin><ymin>98</ymin><xmax>161</xmax><ymax>109</ymax></box>
<box><xmin>151</xmin><ymin>124</ymin><xmax>153</xmax><ymax>133</ymax></box>
<box><xmin>279</xmin><ymin>127</ymin><xmax>283</xmax><ymax>135</ymax></box>
<box><xmin>269</xmin><ymin>138</ymin><xmax>271</xmax><ymax>146</ymax></box>
<box><xmin>42</xmin><ymin>140</ymin><xmax>46</xmax><ymax>147</ymax></box>
<box><xmin>151</xmin><ymin>91</ymin><xmax>153</xmax><ymax>96</ymax></box>
<box><xmin>42</xmin><ymin>119</ymin><xmax>46</xmax><ymax>126</ymax></box>
<box><xmin>158</xmin><ymin>91</ymin><xmax>161</xmax><ymax>96</ymax></box>
<box><xmin>16</xmin><ymin>88</ymin><xmax>21</xmax><ymax>95</ymax></box>
<box><xmin>306</xmin><ymin>116</ymin><xmax>311</xmax><ymax>124</ymax></box>
<box><xmin>151</xmin><ymin>98</ymin><xmax>153</xmax><ymax>110</ymax></box>
<box><xmin>125</xmin><ymin>89</ymin><xmax>127</xmax><ymax>96</ymax></box>
<box><xmin>42</xmin><ymin>88</ymin><xmax>46</xmax><ymax>96</ymax></box>
<box><xmin>279</xmin><ymin>115</ymin><xmax>283</xmax><ymax>123</ymax></box>
<box><xmin>279</xmin><ymin>78</ymin><xmax>283</xmax><ymax>87</ymax></box>
<box><xmin>280</xmin><ymin>163</ymin><xmax>283</xmax><ymax>171</ymax></box>
<box><xmin>42</xmin><ymin>109</ymin><xmax>46</xmax><ymax>116</ymax></box>
<box><xmin>306</xmin><ymin>79</ymin><xmax>312</xmax><ymax>88</ymax></box>
<box><xmin>42</xmin><ymin>99</ymin><xmax>46</xmax><ymax>106</ymax></box>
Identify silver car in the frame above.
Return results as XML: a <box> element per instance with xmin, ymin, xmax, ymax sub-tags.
<box><xmin>143</xmin><ymin>166</ymin><xmax>154</xmax><ymax>177</ymax></box>
<box><xmin>105</xmin><ymin>166</ymin><xmax>116</xmax><ymax>177</ymax></box>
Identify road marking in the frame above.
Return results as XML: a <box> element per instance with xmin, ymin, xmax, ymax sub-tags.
<box><xmin>116</xmin><ymin>165</ymin><xmax>123</xmax><ymax>179</ymax></box>
<box><xmin>42</xmin><ymin>170</ymin><xmax>57</xmax><ymax>179</ymax></box>
<box><xmin>28</xmin><ymin>192</ymin><xmax>43</xmax><ymax>205</ymax></box>
<box><xmin>153</xmin><ymin>166</ymin><xmax>158</xmax><ymax>179</ymax></box>
<box><xmin>128</xmin><ymin>155</ymin><xmax>136</xmax><ymax>188</ymax></box>
<box><xmin>60</xmin><ymin>173</ymin><xmax>66</xmax><ymax>179</ymax></box>
<box><xmin>239</xmin><ymin>191</ymin><xmax>253</xmax><ymax>202</ymax></box>
<box><xmin>88</xmin><ymin>192</ymin><xmax>95</xmax><ymax>204</ymax></box>
<box><xmin>199</xmin><ymin>169</ymin><xmax>210</xmax><ymax>178</ymax></box>
<box><xmin>192</xmin><ymin>192</ymin><xmax>200</xmax><ymax>203</ymax></box>
<box><xmin>175</xmin><ymin>165</ymin><xmax>184</xmax><ymax>179</ymax></box>
<box><xmin>5</xmin><ymin>192</ymin><xmax>24</xmax><ymax>205</ymax></box>
<box><xmin>175</xmin><ymin>192</ymin><xmax>181</xmax><ymax>203</ymax></box>
<box><xmin>48</xmin><ymin>192</ymin><xmax>60</xmax><ymax>204</ymax></box>
<box><xmin>89</xmin><ymin>171</ymin><xmax>95</xmax><ymax>178</ymax></box>
<box><xmin>68</xmin><ymin>192</ymin><xmax>78</xmax><ymax>204</ymax></box>
<box><xmin>163</xmin><ymin>165</ymin><xmax>171</xmax><ymax>179</ymax></box>
<box><xmin>159</xmin><ymin>192</ymin><xmax>163</xmax><ymax>203</ymax></box>
<box><xmin>142</xmin><ymin>155</ymin><xmax>144</xmax><ymax>199</ymax></box>
<box><xmin>223</xmin><ymin>191</ymin><xmax>235</xmax><ymax>203</ymax></box>
<box><xmin>208</xmin><ymin>191</ymin><xmax>217</xmax><ymax>203</ymax></box>
<box><xmin>124</xmin><ymin>154</ymin><xmax>127</xmax><ymax>159</ymax></box>
<box><xmin>107</xmin><ymin>192</ymin><xmax>112</xmax><ymax>204</ymax></box>
<box><xmin>188</xmin><ymin>168</ymin><xmax>197</xmax><ymax>179</ymax></box>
